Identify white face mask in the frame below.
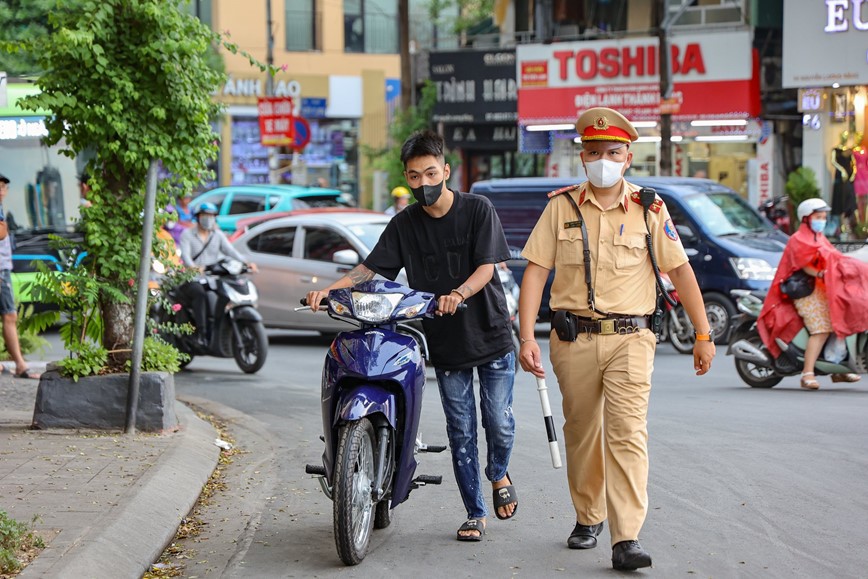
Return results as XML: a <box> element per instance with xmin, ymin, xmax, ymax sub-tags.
<box><xmin>198</xmin><ymin>215</ymin><xmax>216</xmax><ymax>231</ymax></box>
<box><xmin>585</xmin><ymin>159</ymin><xmax>626</xmax><ymax>189</ymax></box>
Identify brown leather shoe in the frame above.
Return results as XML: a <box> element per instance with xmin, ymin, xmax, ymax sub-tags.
<box><xmin>831</xmin><ymin>373</ymin><xmax>861</xmax><ymax>383</ymax></box>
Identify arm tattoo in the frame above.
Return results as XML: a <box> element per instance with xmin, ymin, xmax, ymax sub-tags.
<box><xmin>348</xmin><ymin>264</ymin><xmax>376</xmax><ymax>285</ymax></box>
<box><xmin>458</xmin><ymin>284</ymin><xmax>473</xmax><ymax>298</ymax></box>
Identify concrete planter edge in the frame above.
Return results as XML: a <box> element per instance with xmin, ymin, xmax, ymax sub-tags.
<box><xmin>32</xmin><ymin>370</ymin><xmax>178</xmax><ymax>432</ymax></box>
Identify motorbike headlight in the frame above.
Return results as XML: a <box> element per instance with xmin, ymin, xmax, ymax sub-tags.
<box><xmin>729</xmin><ymin>258</ymin><xmax>776</xmax><ymax>281</ymax></box>
<box><xmin>224</xmin><ymin>259</ymin><xmax>244</xmax><ymax>276</ymax></box>
<box><xmin>351</xmin><ymin>292</ymin><xmax>403</xmax><ymax>323</ymax></box>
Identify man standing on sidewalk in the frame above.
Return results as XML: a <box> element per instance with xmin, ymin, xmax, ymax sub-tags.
<box><xmin>0</xmin><ymin>174</ymin><xmax>39</xmax><ymax>379</ymax></box>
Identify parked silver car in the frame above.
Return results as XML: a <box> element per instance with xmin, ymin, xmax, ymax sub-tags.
<box><xmin>232</xmin><ymin>210</ymin><xmax>406</xmax><ymax>333</ymax></box>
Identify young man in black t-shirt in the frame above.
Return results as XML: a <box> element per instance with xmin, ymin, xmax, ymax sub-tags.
<box><xmin>306</xmin><ymin>130</ymin><xmax>517</xmax><ymax>541</ymax></box>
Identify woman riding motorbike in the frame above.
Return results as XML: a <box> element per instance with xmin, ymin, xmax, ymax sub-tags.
<box><xmin>757</xmin><ymin>198</ymin><xmax>868</xmax><ymax>389</ymax></box>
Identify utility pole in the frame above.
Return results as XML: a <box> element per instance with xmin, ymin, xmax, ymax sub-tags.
<box><xmin>266</xmin><ymin>0</ymin><xmax>280</xmax><ymax>184</ymax></box>
<box><xmin>657</xmin><ymin>0</ymin><xmax>672</xmax><ymax>176</ymax></box>
<box><xmin>399</xmin><ymin>0</ymin><xmax>411</xmax><ymax>111</ymax></box>
<box><xmin>657</xmin><ymin>0</ymin><xmax>692</xmax><ymax>177</ymax></box>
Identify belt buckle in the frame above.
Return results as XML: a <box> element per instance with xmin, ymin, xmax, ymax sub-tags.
<box><xmin>599</xmin><ymin>319</ymin><xmax>616</xmax><ymax>335</ymax></box>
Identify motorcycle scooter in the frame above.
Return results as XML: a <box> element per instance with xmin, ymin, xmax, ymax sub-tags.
<box><xmin>300</xmin><ymin>280</ymin><xmax>452</xmax><ymax>566</ymax></box>
<box><xmin>728</xmin><ymin>288</ymin><xmax>868</xmax><ymax>388</ymax></box>
<box><xmin>152</xmin><ymin>258</ymin><xmax>268</xmax><ymax>373</ymax></box>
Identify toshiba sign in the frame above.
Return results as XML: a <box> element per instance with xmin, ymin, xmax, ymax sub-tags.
<box><xmin>517</xmin><ymin>31</ymin><xmax>758</xmax><ymax>125</ymax></box>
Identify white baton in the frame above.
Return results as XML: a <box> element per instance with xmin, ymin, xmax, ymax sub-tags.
<box><xmin>536</xmin><ymin>377</ymin><xmax>562</xmax><ymax>469</ymax></box>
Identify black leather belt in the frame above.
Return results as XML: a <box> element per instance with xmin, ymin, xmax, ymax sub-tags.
<box><xmin>573</xmin><ymin>315</ymin><xmax>650</xmax><ymax>336</ymax></box>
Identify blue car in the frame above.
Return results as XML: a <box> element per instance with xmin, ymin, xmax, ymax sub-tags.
<box><xmin>189</xmin><ymin>184</ymin><xmax>353</xmax><ymax>233</ymax></box>
<box><xmin>470</xmin><ymin>176</ymin><xmax>788</xmax><ymax>343</ymax></box>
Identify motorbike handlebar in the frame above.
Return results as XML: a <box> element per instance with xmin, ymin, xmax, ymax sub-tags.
<box><xmin>299</xmin><ymin>297</ymin><xmax>329</xmax><ymax>307</ymax></box>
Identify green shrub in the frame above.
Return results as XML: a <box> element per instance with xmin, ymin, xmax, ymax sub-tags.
<box><xmin>785</xmin><ymin>166</ymin><xmax>822</xmax><ymax>224</ymax></box>
<box><xmin>0</xmin><ymin>510</ymin><xmax>43</xmax><ymax>574</ymax></box>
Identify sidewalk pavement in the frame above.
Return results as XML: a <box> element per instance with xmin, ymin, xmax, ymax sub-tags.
<box><xmin>0</xmin><ymin>360</ymin><xmax>220</xmax><ymax>578</ymax></box>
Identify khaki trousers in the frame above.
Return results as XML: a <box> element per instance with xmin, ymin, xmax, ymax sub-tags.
<box><xmin>549</xmin><ymin>328</ymin><xmax>656</xmax><ymax>544</ymax></box>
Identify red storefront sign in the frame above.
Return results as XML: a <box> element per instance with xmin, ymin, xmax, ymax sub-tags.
<box><xmin>517</xmin><ymin>31</ymin><xmax>760</xmax><ymax>124</ymax></box>
<box><xmin>257</xmin><ymin>97</ymin><xmax>294</xmax><ymax>146</ymax></box>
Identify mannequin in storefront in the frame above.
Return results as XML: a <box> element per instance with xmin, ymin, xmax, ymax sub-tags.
<box><xmin>852</xmin><ymin>131</ymin><xmax>868</xmax><ymax>224</ymax></box>
<box><xmin>830</xmin><ymin>130</ymin><xmax>857</xmax><ymax>238</ymax></box>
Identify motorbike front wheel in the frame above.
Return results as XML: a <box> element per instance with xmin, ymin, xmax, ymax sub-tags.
<box><xmin>667</xmin><ymin>306</ymin><xmax>695</xmax><ymax>355</ymax></box>
<box><xmin>232</xmin><ymin>321</ymin><xmax>268</xmax><ymax>374</ymax></box>
<box><xmin>334</xmin><ymin>418</ymin><xmax>377</xmax><ymax>566</ymax></box>
<box><xmin>734</xmin><ymin>336</ymin><xmax>783</xmax><ymax>388</ymax></box>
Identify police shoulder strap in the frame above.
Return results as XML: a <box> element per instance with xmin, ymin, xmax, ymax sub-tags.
<box><xmin>561</xmin><ymin>190</ymin><xmax>604</xmax><ymax>315</ymax></box>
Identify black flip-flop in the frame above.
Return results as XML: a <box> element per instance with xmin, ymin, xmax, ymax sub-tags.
<box><xmin>456</xmin><ymin>518</ymin><xmax>486</xmax><ymax>542</ymax></box>
<box><xmin>14</xmin><ymin>369</ymin><xmax>41</xmax><ymax>380</ymax></box>
<box><xmin>493</xmin><ymin>472</ymin><xmax>518</xmax><ymax>520</ymax></box>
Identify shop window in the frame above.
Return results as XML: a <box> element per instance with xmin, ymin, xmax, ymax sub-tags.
<box><xmin>251</xmin><ymin>227</ymin><xmax>297</xmax><ymax>256</ymax></box>
<box><xmin>303</xmin><ymin>227</ymin><xmax>353</xmax><ymax>262</ymax></box>
<box><xmin>344</xmin><ymin>0</ymin><xmax>398</xmax><ymax>54</ymax></box>
<box><xmin>285</xmin><ymin>0</ymin><xmax>319</xmax><ymax>51</ymax></box>
<box><xmin>582</xmin><ymin>0</ymin><xmax>626</xmax><ymax>33</ymax></box>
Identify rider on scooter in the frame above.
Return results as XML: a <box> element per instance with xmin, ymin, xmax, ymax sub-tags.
<box><xmin>178</xmin><ymin>202</ymin><xmax>257</xmax><ymax>347</ymax></box>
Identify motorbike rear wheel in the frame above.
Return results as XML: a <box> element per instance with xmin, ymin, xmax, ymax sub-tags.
<box><xmin>232</xmin><ymin>321</ymin><xmax>268</xmax><ymax>374</ymax></box>
<box><xmin>735</xmin><ymin>336</ymin><xmax>783</xmax><ymax>388</ymax></box>
<box><xmin>667</xmin><ymin>306</ymin><xmax>695</xmax><ymax>355</ymax></box>
<box><xmin>334</xmin><ymin>418</ymin><xmax>376</xmax><ymax>566</ymax></box>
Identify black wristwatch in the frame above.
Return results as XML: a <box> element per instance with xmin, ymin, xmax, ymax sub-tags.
<box><xmin>693</xmin><ymin>329</ymin><xmax>714</xmax><ymax>342</ymax></box>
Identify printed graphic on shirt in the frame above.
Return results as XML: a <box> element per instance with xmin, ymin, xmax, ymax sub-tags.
<box><xmin>664</xmin><ymin>218</ymin><xmax>678</xmax><ymax>241</ymax></box>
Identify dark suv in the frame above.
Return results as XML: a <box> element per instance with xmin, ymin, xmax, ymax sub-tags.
<box><xmin>470</xmin><ymin>177</ymin><xmax>788</xmax><ymax>343</ymax></box>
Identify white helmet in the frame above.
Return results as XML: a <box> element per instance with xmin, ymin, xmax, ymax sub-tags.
<box><xmin>796</xmin><ymin>198</ymin><xmax>832</xmax><ymax>221</ymax></box>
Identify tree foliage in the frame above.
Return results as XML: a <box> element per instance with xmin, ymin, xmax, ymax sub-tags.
<box><xmin>4</xmin><ymin>0</ymin><xmax>243</xmax><ymax>369</ymax></box>
<box><xmin>0</xmin><ymin>0</ymin><xmax>59</xmax><ymax>76</ymax></box>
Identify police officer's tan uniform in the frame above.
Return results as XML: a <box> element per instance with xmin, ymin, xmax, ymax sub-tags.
<box><xmin>522</xmin><ymin>112</ymin><xmax>689</xmax><ymax>546</ymax></box>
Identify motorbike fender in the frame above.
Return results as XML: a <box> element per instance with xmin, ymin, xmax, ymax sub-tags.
<box><xmin>230</xmin><ymin>306</ymin><xmax>263</xmax><ymax>322</ymax></box>
<box><xmin>335</xmin><ymin>387</ymin><xmax>397</xmax><ymax>429</ymax></box>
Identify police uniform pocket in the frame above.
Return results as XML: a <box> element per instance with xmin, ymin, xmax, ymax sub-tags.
<box><xmin>556</xmin><ymin>228</ymin><xmax>584</xmax><ymax>266</ymax></box>
<box><xmin>614</xmin><ymin>234</ymin><xmax>647</xmax><ymax>269</ymax></box>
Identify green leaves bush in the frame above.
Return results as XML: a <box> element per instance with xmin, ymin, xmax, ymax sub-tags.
<box><xmin>0</xmin><ymin>510</ymin><xmax>43</xmax><ymax>574</ymax></box>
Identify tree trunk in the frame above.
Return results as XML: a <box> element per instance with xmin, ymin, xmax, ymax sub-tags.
<box><xmin>102</xmin><ymin>295</ymin><xmax>135</xmax><ymax>369</ymax></box>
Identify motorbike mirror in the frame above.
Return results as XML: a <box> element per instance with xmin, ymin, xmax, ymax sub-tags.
<box><xmin>333</xmin><ymin>249</ymin><xmax>360</xmax><ymax>266</ymax></box>
<box><xmin>675</xmin><ymin>224</ymin><xmax>697</xmax><ymax>243</ymax></box>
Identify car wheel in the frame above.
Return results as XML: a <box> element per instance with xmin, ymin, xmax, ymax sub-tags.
<box><xmin>702</xmin><ymin>292</ymin><xmax>736</xmax><ymax>344</ymax></box>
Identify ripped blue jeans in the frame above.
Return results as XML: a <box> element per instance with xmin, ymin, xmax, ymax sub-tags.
<box><xmin>435</xmin><ymin>351</ymin><xmax>515</xmax><ymax>519</ymax></box>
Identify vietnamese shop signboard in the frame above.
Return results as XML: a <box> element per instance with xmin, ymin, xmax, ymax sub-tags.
<box><xmin>257</xmin><ymin>97</ymin><xmax>294</xmax><ymax>146</ymax></box>
<box><xmin>430</xmin><ymin>50</ymin><xmax>518</xmax><ymax>124</ymax></box>
<box><xmin>516</xmin><ymin>30</ymin><xmax>758</xmax><ymax>124</ymax></box>
<box><xmin>782</xmin><ymin>0</ymin><xmax>868</xmax><ymax>88</ymax></box>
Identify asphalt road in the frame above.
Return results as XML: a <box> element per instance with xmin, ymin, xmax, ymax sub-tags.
<box><xmin>168</xmin><ymin>330</ymin><xmax>868</xmax><ymax>578</ymax></box>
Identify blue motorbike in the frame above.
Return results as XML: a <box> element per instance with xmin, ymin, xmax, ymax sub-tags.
<box><xmin>301</xmin><ymin>280</ymin><xmax>448</xmax><ymax>565</ymax></box>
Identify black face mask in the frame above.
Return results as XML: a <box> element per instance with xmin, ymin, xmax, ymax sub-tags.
<box><xmin>410</xmin><ymin>180</ymin><xmax>444</xmax><ymax>206</ymax></box>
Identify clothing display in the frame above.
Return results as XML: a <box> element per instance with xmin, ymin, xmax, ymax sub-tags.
<box><xmin>830</xmin><ymin>147</ymin><xmax>857</xmax><ymax>217</ymax></box>
<box><xmin>853</xmin><ymin>147</ymin><xmax>868</xmax><ymax>198</ymax></box>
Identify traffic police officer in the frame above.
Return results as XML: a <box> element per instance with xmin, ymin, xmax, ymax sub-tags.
<box><xmin>517</xmin><ymin>107</ymin><xmax>716</xmax><ymax>570</ymax></box>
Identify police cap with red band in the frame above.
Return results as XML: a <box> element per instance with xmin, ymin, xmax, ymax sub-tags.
<box><xmin>575</xmin><ymin>107</ymin><xmax>639</xmax><ymax>145</ymax></box>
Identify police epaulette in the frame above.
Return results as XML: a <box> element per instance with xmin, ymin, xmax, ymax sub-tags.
<box><xmin>547</xmin><ymin>184</ymin><xmax>581</xmax><ymax>199</ymax></box>
<box><xmin>629</xmin><ymin>190</ymin><xmax>663</xmax><ymax>213</ymax></box>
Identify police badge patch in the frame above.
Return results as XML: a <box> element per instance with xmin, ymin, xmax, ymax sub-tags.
<box><xmin>664</xmin><ymin>218</ymin><xmax>678</xmax><ymax>241</ymax></box>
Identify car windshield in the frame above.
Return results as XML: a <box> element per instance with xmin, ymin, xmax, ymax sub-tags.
<box><xmin>682</xmin><ymin>192</ymin><xmax>770</xmax><ymax>236</ymax></box>
<box><xmin>346</xmin><ymin>222</ymin><xmax>388</xmax><ymax>250</ymax></box>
